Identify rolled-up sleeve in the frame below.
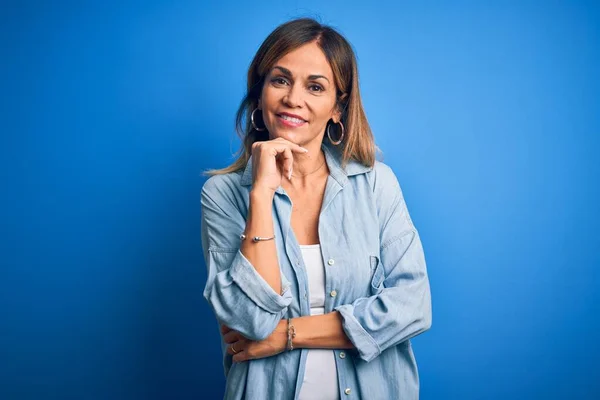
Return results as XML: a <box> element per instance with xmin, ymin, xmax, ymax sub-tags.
<box><xmin>335</xmin><ymin>164</ymin><xmax>432</xmax><ymax>362</ymax></box>
<box><xmin>201</xmin><ymin>177</ymin><xmax>292</xmax><ymax>341</ymax></box>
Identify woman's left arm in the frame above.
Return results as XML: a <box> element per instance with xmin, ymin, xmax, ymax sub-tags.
<box><xmin>294</xmin><ymin>169</ymin><xmax>432</xmax><ymax>361</ymax></box>
<box><xmin>269</xmin><ymin>165</ymin><xmax>432</xmax><ymax>362</ymax></box>
<box><xmin>331</xmin><ymin>164</ymin><xmax>432</xmax><ymax>362</ymax></box>
<box><xmin>222</xmin><ymin>312</ymin><xmax>353</xmax><ymax>363</ymax></box>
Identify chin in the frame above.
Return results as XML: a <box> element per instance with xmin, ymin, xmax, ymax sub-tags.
<box><xmin>270</xmin><ymin>130</ymin><xmax>302</xmax><ymax>144</ymax></box>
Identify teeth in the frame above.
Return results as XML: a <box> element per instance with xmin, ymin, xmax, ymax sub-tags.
<box><xmin>280</xmin><ymin>115</ymin><xmax>304</xmax><ymax>123</ymax></box>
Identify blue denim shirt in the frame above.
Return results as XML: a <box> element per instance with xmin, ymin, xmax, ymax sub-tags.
<box><xmin>201</xmin><ymin>142</ymin><xmax>432</xmax><ymax>400</ymax></box>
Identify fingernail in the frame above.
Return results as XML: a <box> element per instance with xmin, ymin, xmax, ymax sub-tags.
<box><xmin>301</xmin><ymin>147</ymin><xmax>309</xmax><ymax>153</ymax></box>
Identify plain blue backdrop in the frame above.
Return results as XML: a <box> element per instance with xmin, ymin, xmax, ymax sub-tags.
<box><xmin>1</xmin><ymin>1</ymin><xmax>599</xmax><ymax>399</ymax></box>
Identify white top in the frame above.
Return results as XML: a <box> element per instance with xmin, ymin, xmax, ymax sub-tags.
<box><xmin>297</xmin><ymin>244</ymin><xmax>340</xmax><ymax>400</ymax></box>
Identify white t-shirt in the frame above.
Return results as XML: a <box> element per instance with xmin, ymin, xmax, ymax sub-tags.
<box><xmin>297</xmin><ymin>244</ymin><xmax>340</xmax><ymax>400</ymax></box>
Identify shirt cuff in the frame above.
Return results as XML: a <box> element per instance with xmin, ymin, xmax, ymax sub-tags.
<box><xmin>229</xmin><ymin>249</ymin><xmax>292</xmax><ymax>313</ymax></box>
<box><xmin>335</xmin><ymin>304</ymin><xmax>382</xmax><ymax>362</ymax></box>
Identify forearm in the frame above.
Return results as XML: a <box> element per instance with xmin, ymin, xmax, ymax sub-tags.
<box><xmin>292</xmin><ymin>311</ymin><xmax>354</xmax><ymax>349</ymax></box>
<box><xmin>241</xmin><ymin>188</ymin><xmax>282</xmax><ymax>294</ymax></box>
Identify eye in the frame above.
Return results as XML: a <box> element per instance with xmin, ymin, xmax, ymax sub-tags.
<box><xmin>271</xmin><ymin>77</ymin><xmax>289</xmax><ymax>86</ymax></box>
<box><xmin>309</xmin><ymin>84</ymin><xmax>324</xmax><ymax>92</ymax></box>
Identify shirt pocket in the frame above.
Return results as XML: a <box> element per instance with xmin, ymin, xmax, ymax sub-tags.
<box><xmin>370</xmin><ymin>255</ymin><xmax>385</xmax><ymax>295</ymax></box>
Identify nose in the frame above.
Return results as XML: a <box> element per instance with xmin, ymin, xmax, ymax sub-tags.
<box><xmin>283</xmin><ymin>82</ymin><xmax>304</xmax><ymax>108</ymax></box>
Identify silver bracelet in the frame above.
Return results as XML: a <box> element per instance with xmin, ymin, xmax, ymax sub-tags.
<box><xmin>240</xmin><ymin>233</ymin><xmax>276</xmax><ymax>242</ymax></box>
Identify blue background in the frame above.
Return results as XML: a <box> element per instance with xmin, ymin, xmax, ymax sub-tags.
<box><xmin>2</xmin><ymin>1</ymin><xmax>599</xmax><ymax>399</ymax></box>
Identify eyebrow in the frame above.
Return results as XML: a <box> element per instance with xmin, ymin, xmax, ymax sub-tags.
<box><xmin>272</xmin><ymin>66</ymin><xmax>330</xmax><ymax>84</ymax></box>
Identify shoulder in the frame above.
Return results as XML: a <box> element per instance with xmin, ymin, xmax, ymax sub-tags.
<box><xmin>360</xmin><ymin>160</ymin><xmax>410</xmax><ymax>224</ymax></box>
<box><xmin>201</xmin><ymin>171</ymin><xmax>246</xmax><ymax>209</ymax></box>
<box><xmin>364</xmin><ymin>160</ymin><xmax>403</xmax><ymax>197</ymax></box>
<box><xmin>202</xmin><ymin>170</ymin><xmax>243</xmax><ymax>194</ymax></box>
<box><xmin>363</xmin><ymin>161</ymin><xmax>416</xmax><ymax>232</ymax></box>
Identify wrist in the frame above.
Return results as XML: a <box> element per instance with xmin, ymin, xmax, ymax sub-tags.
<box><xmin>250</xmin><ymin>186</ymin><xmax>275</xmax><ymax>203</ymax></box>
<box><xmin>291</xmin><ymin>313</ymin><xmax>351</xmax><ymax>349</ymax></box>
<box><xmin>276</xmin><ymin>319</ymin><xmax>289</xmax><ymax>352</ymax></box>
<box><xmin>286</xmin><ymin>317</ymin><xmax>297</xmax><ymax>351</ymax></box>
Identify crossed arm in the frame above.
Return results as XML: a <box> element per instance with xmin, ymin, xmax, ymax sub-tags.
<box><xmin>201</xmin><ymin>165</ymin><xmax>431</xmax><ymax>364</ymax></box>
<box><xmin>215</xmin><ymin>186</ymin><xmax>353</xmax><ymax>362</ymax></box>
<box><xmin>221</xmin><ymin>311</ymin><xmax>354</xmax><ymax>362</ymax></box>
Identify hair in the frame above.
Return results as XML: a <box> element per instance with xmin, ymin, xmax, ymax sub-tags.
<box><xmin>207</xmin><ymin>17</ymin><xmax>376</xmax><ymax>176</ymax></box>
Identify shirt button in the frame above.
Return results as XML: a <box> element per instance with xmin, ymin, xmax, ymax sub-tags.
<box><xmin>330</xmin><ymin>290</ymin><xmax>337</xmax><ymax>297</ymax></box>
<box><xmin>339</xmin><ymin>352</ymin><xmax>346</xmax><ymax>359</ymax></box>
<box><xmin>327</xmin><ymin>258</ymin><xmax>335</xmax><ymax>266</ymax></box>
<box><xmin>344</xmin><ymin>388</ymin><xmax>351</xmax><ymax>395</ymax></box>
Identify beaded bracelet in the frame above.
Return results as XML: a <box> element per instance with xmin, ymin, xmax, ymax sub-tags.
<box><xmin>286</xmin><ymin>318</ymin><xmax>297</xmax><ymax>351</ymax></box>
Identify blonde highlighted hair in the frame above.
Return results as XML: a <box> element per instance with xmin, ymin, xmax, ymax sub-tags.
<box><xmin>207</xmin><ymin>17</ymin><xmax>376</xmax><ymax>175</ymax></box>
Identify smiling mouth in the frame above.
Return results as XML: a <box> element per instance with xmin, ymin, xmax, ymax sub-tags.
<box><xmin>276</xmin><ymin>114</ymin><xmax>307</xmax><ymax>127</ymax></box>
<box><xmin>277</xmin><ymin>114</ymin><xmax>306</xmax><ymax>123</ymax></box>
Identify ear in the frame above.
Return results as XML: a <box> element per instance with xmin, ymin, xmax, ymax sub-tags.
<box><xmin>332</xmin><ymin>108</ymin><xmax>342</xmax><ymax>124</ymax></box>
<box><xmin>257</xmin><ymin>98</ymin><xmax>262</xmax><ymax>110</ymax></box>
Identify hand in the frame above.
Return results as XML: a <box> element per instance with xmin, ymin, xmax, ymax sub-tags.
<box><xmin>251</xmin><ymin>138</ymin><xmax>309</xmax><ymax>193</ymax></box>
<box><xmin>221</xmin><ymin>321</ymin><xmax>288</xmax><ymax>363</ymax></box>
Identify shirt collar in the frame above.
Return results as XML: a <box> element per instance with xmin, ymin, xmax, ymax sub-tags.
<box><xmin>240</xmin><ymin>141</ymin><xmax>372</xmax><ymax>188</ymax></box>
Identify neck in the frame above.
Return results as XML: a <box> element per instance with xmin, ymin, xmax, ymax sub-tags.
<box><xmin>296</xmin><ymin>149</ymin><xmax>324</xmax><ymax>171</ymax></box>
<box><xmin>286</xmin><ymin>142</ymin><xmax>328</xmax><ymax>188</ymax></box>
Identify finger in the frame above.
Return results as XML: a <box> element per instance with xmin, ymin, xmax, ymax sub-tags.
<box><xmin>226</xmin><ymin>339</ymin><xmax>246</xmax><ymax>356</ymax></box>
<box><xmin>220</xmin><ymin>324</ymin><xmax>231</xmax><ymax>334</ymax></box>
<box><xmin>223</xmin><ymin>330</ymin><xmax>240</xmax><ymax>344</ymax></box>
<box><xmin>272</xmin><ymin>138</ymin><xmax>310</xmax><ymax>154</ymax></box>
<box><xmin>291</xmin><ymin>144</ymin><xmax>310</xmax><ymax>154</ymax></box>
<box><xmin>267</xmin><ymin>140</ymin><xmax>309</xmax><ymax>157</ymax></box>
<box><xmin>226</xmin><ymin>341</ymin><xmax>238</xmax><ymax>356</ymax></box>
<box><xmin>232</xmin><ymin>350</ymin><xmax>248</xmax><ymax>363</ymax></box>
<box><xmin>270</xmin><ymin>144</ymin><xmax>294</xmax><ymax>179</ymax></box>
<box><xmin>280</xmin><ymin>147</ymin><xmax>294</xmax><ymax>181</ymax></box>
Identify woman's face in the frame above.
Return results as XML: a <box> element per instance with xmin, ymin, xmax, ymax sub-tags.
<box><xmin>258</xmin><ymin>41</ymin><xmax>340</xmax><ymax>147</ymax></box>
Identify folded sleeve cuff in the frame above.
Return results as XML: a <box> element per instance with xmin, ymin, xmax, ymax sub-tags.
<box><xmin>335</xmin><ymin>304</ymin><xmax>382</xmax><ymax>362</ymax></box>
<box><xmin>229</xmin><ymin>249</ymin><xmax>292</xmax><ymax>313</ymax></box>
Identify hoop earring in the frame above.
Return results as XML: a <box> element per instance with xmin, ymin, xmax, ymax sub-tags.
<box><xmin>251</xmin><ymin>108</ymin><xmax>266</xmax><ymax>131</ymax></box>
<box><xmin>327</xmin><ymin>120</ymin><xmax>345</xmax><ymax>145</ymax></box>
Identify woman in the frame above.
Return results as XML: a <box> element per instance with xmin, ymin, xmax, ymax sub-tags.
<box><xmin>201</xmin><ymin>17</ymin><xmax>432</xmax><ymax>400</ymax></box>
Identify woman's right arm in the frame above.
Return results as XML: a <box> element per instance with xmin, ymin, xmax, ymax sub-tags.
<box><xmin>201</xmin><ymin>138</ymin><xmax>308</xmax><ymax>341</ymax></box>
<box><xmin>239</xmin><ymin>186</ymin><xmax>281</xmax><ymax>294</ymax></box>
